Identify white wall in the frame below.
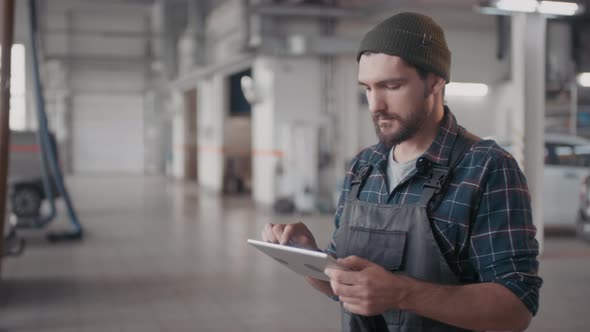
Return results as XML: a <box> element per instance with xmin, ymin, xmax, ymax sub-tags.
<box><xmin>35</xmin><ymin>1</ymin><xmax>156</xmax><ymax>175</ymax></box>
<box><xmin>205</xmin><ymin>0</ymin><xmax>243</xmax><ymax>64</ymax></box>
<box><xmin>274</xmin><ymin>58</ymin><xmax>323</xmax><ymax>124</ymax></box>
<box><xmin>333</xmin><ymin>56</ymin><xmax>366</xmax><ymax>170</ymax></box>
<box><xmin>446</xmin><ymin>94</ymin><xmax>498</xmax><ymax>138</ymax></box>
<box><xmin>445</xmin><ymin>21</ymin><xmax>511</xmax><ymax>139</ymax></box>
<box><xmin>445</xmin><ymin>29</ymin><xmax>509</xmax><ymax>84</ymax></box>
<box><xmin>71</xmin><ymin>94</ymin><xmax>145</xmax><ymax>174</ymax></box>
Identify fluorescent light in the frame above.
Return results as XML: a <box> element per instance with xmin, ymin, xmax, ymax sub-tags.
<box><xmin>538</xmin><ymin>1</ymin><xmax>580</xmax><ymax>16</ymax></box>
<box><xmin>446</xmin><ymin>83</ymin><xmax>489</xmax><ymax>97</ymax></box>
<box><xmin>486</xmin><ymin>0</ymin><xmax>584</xmax><ymax>16</ymax></box>
<box><xmin>578</xmin><ymin>73</ymin><xmax>590</xmax><ymax>87</ymax></box>
<box><xmin>495</xmin><ymin>0</ymin><xmax>538</xmax><ymax>13</ymax></box>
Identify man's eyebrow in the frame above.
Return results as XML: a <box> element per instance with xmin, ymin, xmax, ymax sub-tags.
<box><xmin>358</xmin><ymin>78</ymin><xmax>408</xmax><ymax>86</ymax></box>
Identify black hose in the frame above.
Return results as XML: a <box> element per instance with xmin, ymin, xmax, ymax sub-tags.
<box><xmin>27</xmin><ymin>0</ymin><xmax>83</xmax><ymax>241</ymax></box>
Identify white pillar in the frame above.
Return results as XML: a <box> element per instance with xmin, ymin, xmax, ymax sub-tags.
<box><xmin>251</xmin><ymin>56</ymin><xmax>323</xmax><ymax>207</ymax></box>
<box><xmin>170</xmin><ymin>90</ymin><xmax>185</xmax><ymax>179</ymax></box>
<box><xmin>196</xmin><ymin>76</ymin><xmax>224</xmax><ymax>192</ymax></box>
<box><xmin>511</xmin><ymin>13</ymin><xmax>546</xmax><ymax>252</ymax></box>
<box><xmin>252</xmin><ymin>57</ymin><xmax>277</xmax><ymax>205</ymax></box>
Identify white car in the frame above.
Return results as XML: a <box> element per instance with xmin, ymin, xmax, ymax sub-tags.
<box><xmin>500</xmin><ymin>134</ymin><xmax>590</xmax><ymax>228</ymax></box>
<box><xmin>9</xmin><ymin>130</ymin><xmax>60</xmax><ymax>218</ymax></box>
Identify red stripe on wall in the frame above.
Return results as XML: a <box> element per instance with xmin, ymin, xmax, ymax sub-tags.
<box><xmin>10</xmin><ymin>144</ymin><xmax>40</xmax><ymax>153</ymax></box>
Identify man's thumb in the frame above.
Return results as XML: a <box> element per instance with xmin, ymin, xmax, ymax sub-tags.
<box><xmin>339</xmin><ymin>255</ymin><xmax>372</xmax><ymax>271</ymax></box>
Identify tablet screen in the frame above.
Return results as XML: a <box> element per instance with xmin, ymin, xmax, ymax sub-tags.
<box><xmin>248</xmin><ymin>239</ymin><xmax>345</xmax><ymax>281</ymax></box>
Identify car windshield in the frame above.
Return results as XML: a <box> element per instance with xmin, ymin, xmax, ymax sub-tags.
<box><xmin>499</xmin><ymin>140</ymin><xmax>590</xmax><ymax>168</ymax></box>
<box><xmin>547</xmin><ymin>143</ymin><xmax>590</xmax><ymax>167</ymax></box>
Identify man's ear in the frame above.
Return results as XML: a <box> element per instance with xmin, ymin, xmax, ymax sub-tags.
<box><xmin>429</xmin><ymin>75</ymin><xmax>446</xmax><ymax>96</ymax></box>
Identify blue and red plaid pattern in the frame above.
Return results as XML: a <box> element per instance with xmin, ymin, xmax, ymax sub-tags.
<box><xmin>326</xmin><ymin>107</ymin><xmax>543</xmax><ymax>315</ymax></box>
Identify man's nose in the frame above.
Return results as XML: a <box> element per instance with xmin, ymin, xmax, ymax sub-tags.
<box><xmin>367</xmin><ymin>90</ymin><xmax>386</xmax><ymax>114</ymax></box>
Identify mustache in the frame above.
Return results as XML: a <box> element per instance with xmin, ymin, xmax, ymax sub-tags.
<box><xmin>372</xmin><ymin>111</ymin><xmax>402</xmax><ymax>122</ymax></box>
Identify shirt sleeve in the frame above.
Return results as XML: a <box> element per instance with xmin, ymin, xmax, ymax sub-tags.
<box><xmin>469</xmin><ymin>154</ymin><xmax>543</xmax><ymax>315</ymax></box>
<box><xmin>325</xmin><ymin>157</ymin><xmax>359</xmax><ymax>256</ymax></box>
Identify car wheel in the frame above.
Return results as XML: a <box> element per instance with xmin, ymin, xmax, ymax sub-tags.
<box><xmin>11</xmin><ymin>186</ymin><xmax>42</xmax><ymax>218</ymax></box>
<box><xmin>576</xmin><ymin>212</ymin><xmax>590</xmax><ymax>242</ymax></box>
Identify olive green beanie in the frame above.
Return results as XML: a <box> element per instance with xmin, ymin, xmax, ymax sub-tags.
<box><xmin>357</xmin><ymin>12</ymin><xmax>452</xmax><ymax>83</ymax></box>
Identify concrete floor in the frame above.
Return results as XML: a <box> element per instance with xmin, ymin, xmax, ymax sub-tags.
<box><xmin>0</xmin><ymin>177</ymin><xmax>589</xmax><ymax>331</ymax></box>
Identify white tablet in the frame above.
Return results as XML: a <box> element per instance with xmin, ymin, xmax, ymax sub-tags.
<box><xmin>247</xmin><ymin>239</ymin><xmax>348</xmax><ymax>281</ymax></box>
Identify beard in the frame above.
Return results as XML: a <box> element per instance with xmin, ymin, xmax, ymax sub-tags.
<box><xmin>372</xmin><ymin>106</ymin><xmax>429</xmax><ymax>148</ymax></box>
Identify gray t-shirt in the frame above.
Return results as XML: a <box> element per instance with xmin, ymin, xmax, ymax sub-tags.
<box><xmin>387</xmin><ymin>147</ymin><xmax>418</xmax><ymax>194</ymax></box>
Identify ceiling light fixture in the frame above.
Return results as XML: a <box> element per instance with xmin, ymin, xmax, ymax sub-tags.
<box><xmin>578</xmin><ymin>73</ymin><xmax>590</xmax><ymax>87</ymax></box>
<box><xmin>538</xmin><ymin>1</ymin><xmax>580</xmax><ymax>15</ymax></box>
<box><xmin>495</xmin><ymin>0</ymin><xmax>538</xmax><ymax>13</ymax></box>
<box><xmin>446</xmin><ymin>83</ymin><xmax>489</xmax><ymax>97</ymax></box>
<box><xmin>477</xmin><ymin>0</ymin><xmax>584</xmax><ymax>16</ymax></box>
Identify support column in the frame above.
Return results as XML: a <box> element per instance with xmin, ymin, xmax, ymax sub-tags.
<box><xmin>170</xmin><ymin>90</ymin><xmax>185</xmax><ymax>179</ymax></box>
<box><xmin>0</xmin><ymin>0</ymin><xmax>16</xmax><ymax>271</ymax></box>
<box><xmin>511</xmin><ymin>13</ymin><xmax>546</xmax><ymax>251</ymax></box>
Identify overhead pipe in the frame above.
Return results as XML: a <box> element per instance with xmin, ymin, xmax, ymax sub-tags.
<box><xmin>248</xmin><ymin>3</ymin><xmax>364</xmax><ymax>18</ymax></box>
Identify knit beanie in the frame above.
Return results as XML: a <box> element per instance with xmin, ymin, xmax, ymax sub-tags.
<box><xmin>357</xmin><ymin>12</ymin><xmax>452</xmax><ymax>83</ymax></box>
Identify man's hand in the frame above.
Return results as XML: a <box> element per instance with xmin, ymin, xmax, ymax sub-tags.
<box><xmin>261</xmin><ymin>222</ymin><xmax>333</xmax><ymax>296</ymax></box>
<box><xmin>325</xmin><ymin>256</ymin><xmax>413</xmax><ymax>316</ymax></box>
<box><xmin>260</xmin><ymin>221</ymin><xmax>318</xmax><ymax>250</ymax></box>
<box><xmin>326</xmin><ymin>256</ymin><xmax>532</xmax><ymax>331</ymax></box>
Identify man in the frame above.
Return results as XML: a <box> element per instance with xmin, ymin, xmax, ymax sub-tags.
<box><xmin>261</xmin><ymin>12</ymin><xmax>542</xmax><ymax>332</ymax></box>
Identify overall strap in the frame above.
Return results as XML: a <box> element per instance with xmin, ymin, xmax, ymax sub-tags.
<box><xmin>418</xmin><ymin>128</ymin><xmax>482</xmax><ymax>209</ymax></box>
<box><xmin>417</xmin><ymin>165</ymin><xmax>449</xmax><ymax>207</ymax></box>
<box><xmin>349</xmin><ymin>164</ymin><xmax>373</xmax><ymax>200</ymax></box>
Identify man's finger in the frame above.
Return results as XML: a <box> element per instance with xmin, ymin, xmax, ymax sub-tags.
<box><xmin>280</xmin><ymin>223</ymin><xmax>296</xmax><ymax>245</ymax></box>
<box><xmin>325</xmin><ymin>268</ymin><xmax>360</xmax><ymax>287</ymax></box>
<box><xmin>338</xmin><ymin>295</ymin><xmax>362</xmax><ymax>306</ymax></box>
<box><xmin>342</xmin><ymin>302</ymin><xmax>370</xmax><ymax>317</ymax></box>
<box><xmin>261</xmin><ymin>223</ymin><xmax>277</xmax><ymax>243</ymax></box>
<box><xmin>271</xmin><ymin>224</ymin><xmax>286</xmax><ymax>243</ymax></box>
<box><xmin>339</xmin><ymin>255</ymin><xmax>374</xmax><ymax>271</ymax></box>
<box><xmin>329</xmin><ymin>278</ymin><xmax>359</xmax><ymax>297</ymax></box>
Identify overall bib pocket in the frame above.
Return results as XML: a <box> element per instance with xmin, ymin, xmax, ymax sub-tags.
<box><xmin>346</xmin><ymin>226</ymin><xmax>407</xmax><ymax>271</ymax></box>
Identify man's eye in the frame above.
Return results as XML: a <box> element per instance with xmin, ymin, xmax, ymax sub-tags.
<box><xmin>386</xmin><ymin>85</ymin><xmax>400</xmax><ymax>90</ymax></box>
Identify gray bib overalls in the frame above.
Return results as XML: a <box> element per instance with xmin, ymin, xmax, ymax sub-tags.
<box><xmin>334</xmin><ymin>130</ymin><xmax>479</xmax><ymax>332</ymax></box>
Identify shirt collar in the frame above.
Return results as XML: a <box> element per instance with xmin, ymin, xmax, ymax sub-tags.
<box><xmin>366</xmin><ymin>106</ymin><xmax>460</xmax><ymax>171</ymax></box>
<box><xmin>420</xmin><ymin>105</ymin><xmax>460</xmax><ymax>167</ymax></box>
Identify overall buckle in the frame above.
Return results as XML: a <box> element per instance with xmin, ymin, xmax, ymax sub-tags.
<box><xmin>423</xmin><ymin>167</ymin><xmax>448</xmax><ymax>194</ymax></box>
<box><xmin>352</xmin><ymin>165</ymin><xmax>372</xmax><ymax>185</ymax></box>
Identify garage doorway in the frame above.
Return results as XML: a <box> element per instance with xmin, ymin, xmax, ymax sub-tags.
<box><xmin>223</xmin><ymin>69</ymin><xmax>252</xmax><ymax>195</ymax></box>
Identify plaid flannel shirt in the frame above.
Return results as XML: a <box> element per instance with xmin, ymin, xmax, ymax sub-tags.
<box><xmin>326</xmin><ymin>107</ymin><xmax>543</xmax><ymax>315</ymax></box>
